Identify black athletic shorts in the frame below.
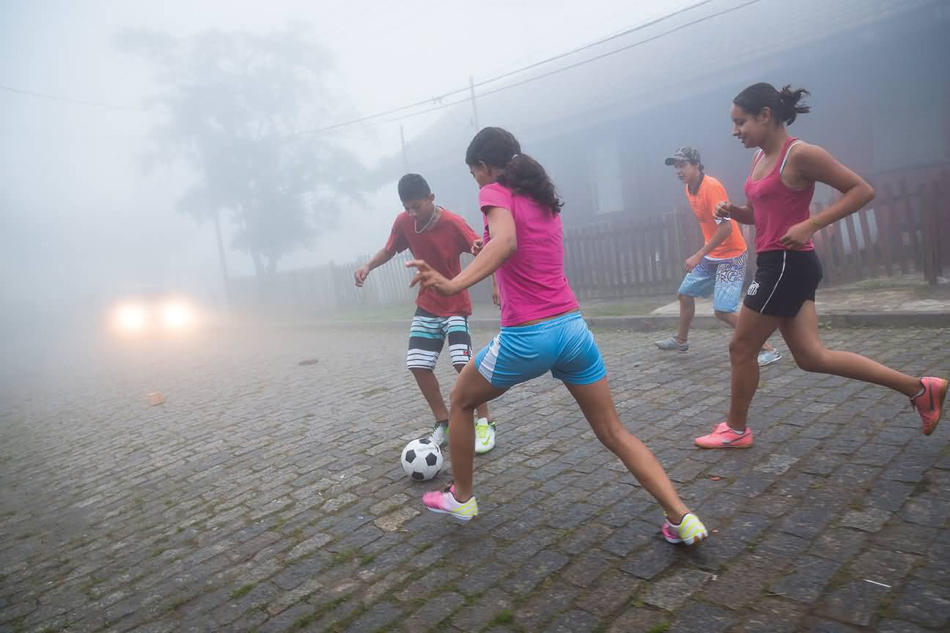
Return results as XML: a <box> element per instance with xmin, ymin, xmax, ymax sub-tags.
<box><xmin>743</xmin><ymin>250</ymin><xmax>823</xmax><ymax>317</ymax></box>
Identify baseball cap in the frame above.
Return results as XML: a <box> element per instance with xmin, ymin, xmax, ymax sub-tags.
<box><xmin>664</xmin><ymin>147</ymin><xmax>701</xmax><ymax>166</ymax></box>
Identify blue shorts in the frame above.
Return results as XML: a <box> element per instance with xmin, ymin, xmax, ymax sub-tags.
<box><xmin>474</xmin><ymin>311</ymin><xmax>606</xmax><ymax>389</ymax></box>
<box><xmin>677</xmin><ymin>253</ymin><xmax>747</xmax><ymax>313</ymax></box>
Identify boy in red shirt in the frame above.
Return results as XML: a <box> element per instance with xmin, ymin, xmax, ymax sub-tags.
<box><xmin>355</xmin><ymin>174</ymin><xmax>496</xmax><ymax>453</ymax></box>
<box><xmin>656</xmin><ymin>147</ymin><xmax>781</xmax><ymax>366</ymax></box>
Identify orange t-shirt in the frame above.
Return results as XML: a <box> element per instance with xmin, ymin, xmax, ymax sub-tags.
<box><xmin>685</xmin><ymin>175</ymin><xmax>747</xmax><ymax>260</ymax></box>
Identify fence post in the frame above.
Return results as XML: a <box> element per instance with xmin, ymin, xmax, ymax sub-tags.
<box><xmin>922</xmin><ymin>180</ymin><xmax>939</xmax><ymax>285</ymax></box>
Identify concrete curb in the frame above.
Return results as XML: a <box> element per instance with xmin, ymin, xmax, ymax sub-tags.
<box><xmin>550</xmin><ymin>311</ymin><xmax>950</xmax><ymax>331</ymax></box>
<box><xmin>302</xmin><ymin>311</ymin><xmax>948</xmax><ymax>332</ymax></box>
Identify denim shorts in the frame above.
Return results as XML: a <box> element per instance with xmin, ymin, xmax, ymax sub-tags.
<box><xmin>677</xmin><ymin>253</ymin><xmax>748</xmax><ymax>313</ymax></box>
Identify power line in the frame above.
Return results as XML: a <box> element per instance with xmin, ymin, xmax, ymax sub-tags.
<box><xmin>296</xmin><ymin>0</ymin><xmax>758</xmax><ymax>136</ymax></box>
<box><xmin>1</xmin><ymin>0</ymin><xmax>756</xmax><ymax>132</ymax></box>
<box><xmin>468</xmin><ymin>0</ymin><xmax>718</xmax><ymax>91</ymax></box>
<box><xmin>289</xmin><ymin>0</ymin><xmax>719</xmax><ymax>137</ymax></box>
<box><xmin>465</xmin><ymin>1</ymin><xmax>762</xmax><ymax>108</ymax></box>
<box><xmin>0</xmin><ymin>82</ymin><xmax>142</xmax><ymax>112</ymax></box>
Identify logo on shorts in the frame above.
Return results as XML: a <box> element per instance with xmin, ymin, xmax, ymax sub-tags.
<box><xmin>747</xmin><ymin>281</ymin><xmax>760</xmax><ymax>296</ymax></box>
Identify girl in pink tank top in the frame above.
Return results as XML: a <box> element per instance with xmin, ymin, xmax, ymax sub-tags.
<box><xmin>695</xmin><ymin>82</ymin><xmax>945</xmax><ymax>452</ymax></box>
<box><xmin>744</xmin><ymin>135</ymin><xmax>815</xmax><ymax>253</ymax></box>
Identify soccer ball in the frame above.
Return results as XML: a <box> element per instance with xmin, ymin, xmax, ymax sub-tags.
<box><xmin>401</xmin><ymin>437</ymin><xmax>443</xmax><ymax>481</ymax></box>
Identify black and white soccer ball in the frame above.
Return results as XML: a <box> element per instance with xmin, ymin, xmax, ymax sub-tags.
<box><xmin>401</xmin><ymin>437</ymin><xmax>443</xmax><ymax>481</ymax></box>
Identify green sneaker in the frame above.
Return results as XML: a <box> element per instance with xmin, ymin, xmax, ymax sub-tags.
<box><xmin>474</xmin><ymin>417</ymin><xmax>496</xmax><ymax>454</ymax></box>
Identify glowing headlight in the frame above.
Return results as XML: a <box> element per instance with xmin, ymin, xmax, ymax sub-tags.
<box><xmin>161</xmin><ymin>301</ymin><xmax>194</xmax><ymax>330</ymax></box>
<box><xmin>115</xmin><ymin>303</ymin><xmax>148</xmax><ymax>334</ymax></box>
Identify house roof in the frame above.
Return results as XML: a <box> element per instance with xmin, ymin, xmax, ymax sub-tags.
<box><xmin>376</xmin><ymin>0</ymin><xmax>938</xmax><ymax>179</ymax></box>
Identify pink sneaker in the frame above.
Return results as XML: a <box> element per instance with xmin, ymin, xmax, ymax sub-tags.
<box><xmin>422</xmin><ymin>484</ymin><xmax>478</xmax><ymax>522</ymax></box>
<box><xmin>661</xmin><ymin>513</ymin><xmax>708</xmax><ymax>545</ymax></box>
<box><xmin>695</xmin><ymin>422</ymin><xmax>753</xmax><ymax>449</ymax></box>
<box><xmin>912</xmin><ymin>377</ymin><xmax>948</xmax><ymax>435</ymax></box>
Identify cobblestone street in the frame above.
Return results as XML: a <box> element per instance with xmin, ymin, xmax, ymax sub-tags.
<box><xmin>1</xmin><ymin>322</ymin><xmax>948</xmax><ymax>632</ymax></box>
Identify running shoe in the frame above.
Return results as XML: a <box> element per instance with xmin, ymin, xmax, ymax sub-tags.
<box><xmin>422</xmin><ymin>483</ymin><xmax>478</xmax><ymax>522</ymax></box>
<box><xmin>430</xmin><ymin>421</ymin><xmax>448</xmax><ymax>448</ymax></box>
<box><xmin>757</xmin><ymin>349</ymin><xmax>782</xmax><ymax>367</ymax></box>
<box><xmin>474</xmin><ymin>417</ymin><xmax>496</xmax><ymax>454</ymax></box>
<box><xmin>655</xmin><ymin>336</ymin><xmax>688</xmax><ymax>352</ymax></box>
<box><xmin>912</xmin><ymin>376</ymin><xmax>948</xmax><ymax>435</ymax></box>
<box><xmin>661</xmin><ymin>512</ymin><xmax>708</xmax><ymax>545</ymax></box>
<box><xmin>695</xmin><ymin>422</ymin><xmax>753</xmax><ymax>449</ymax></box>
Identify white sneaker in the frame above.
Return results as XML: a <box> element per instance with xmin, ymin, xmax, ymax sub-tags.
<box><xmin>655</xmin><ymin>335</ymin><xmax>688</xmax><ymax>351</ymax></box>
<box><xmin>429</xmin><ymin>421</ymin><xmax>448</xmax><ymax>448</ymax></box>
<box><xmin>474</xmin><ymin>417</ymin><xmax>496</xmax><ymax>454</ymax></box>
<box><xmin>757</xmin><ymin>349</ymin><xmax>782</xmax><ymax>367</ymax></box>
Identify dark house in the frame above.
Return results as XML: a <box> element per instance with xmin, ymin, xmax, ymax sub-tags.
<box><xmin>379</xmin><ymin>0</ymin><xmax>949</xmax><ymax>231</ymax></box>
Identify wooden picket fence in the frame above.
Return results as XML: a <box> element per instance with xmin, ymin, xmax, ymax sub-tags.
<box><xmin>230</xmin><ymin>172</ymin><xmax>948</xmax><ymax>312</ymax></box>
<box><xmin>564</xmin><ymin>171</ymin><xmax>949</xmax><ymax>300</ymax></box>
<box><xmin>807</xmin><ymin>175</ymin><xmax>949</xmax><ymax>287</ymax></box>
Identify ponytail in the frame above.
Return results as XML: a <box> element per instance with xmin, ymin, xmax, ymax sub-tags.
<box><xmin>465</xmin><ymin>127</ymin><xmax>563</xmax><ymax>214</ymax></box>
<box><xmin>777</xmin><ymin>85</ymin><xmax>810</xmax><ymax>125</ymax></box>
<box><xmin>498</xmin><ymin>154</ymin><xmax>562</xmax><ymax>214</ymax></box>
<box><xmin>734</xmin><ymin>82</ymin><xmax>810</xmax><ymax>126</ymax></box>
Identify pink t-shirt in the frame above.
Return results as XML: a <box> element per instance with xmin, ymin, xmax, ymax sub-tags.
<box><xmin>478</xmin><ymin>183</ymin><xmax>578</xmax><ymax>327</ymax></box>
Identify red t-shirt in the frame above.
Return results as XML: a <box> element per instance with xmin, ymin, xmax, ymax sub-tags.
<box><xmin>384</xmin><ymin>208</ymin><xmax>479</xmax><ymax>316</ymax></box>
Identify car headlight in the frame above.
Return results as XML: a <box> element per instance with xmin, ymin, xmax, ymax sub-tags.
<box><xmin>114</xmin><ymin>303</ymin><xmax>148</xmax><ymax>334</ymax></box>
<box><xmin>161</xmin><ymin>301</ymin><xmax>195</xmax><ymax>330</ymax></box>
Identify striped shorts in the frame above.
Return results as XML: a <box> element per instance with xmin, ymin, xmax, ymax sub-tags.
<box><xmin>406</xmin><ymin>308</ymin><xmax>473</xmax><ymax>371</ymax></box>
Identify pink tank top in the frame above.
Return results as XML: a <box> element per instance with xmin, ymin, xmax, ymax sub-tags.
<box><xmin>743</xmin><ymin>136</ymin><xmax>815</xmax><ymax>253</ymax></box>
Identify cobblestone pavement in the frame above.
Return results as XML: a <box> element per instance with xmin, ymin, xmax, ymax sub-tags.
<box><xmin>1</xmin><ymin>322</ymin><xmax>948</xmax><ymax>633</ymax></box>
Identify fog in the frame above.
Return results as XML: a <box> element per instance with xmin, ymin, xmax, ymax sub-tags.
<box><xmin>2</xmin><ymin>0</ymin><xmax>947</xmax><ymax>349</ymax></box>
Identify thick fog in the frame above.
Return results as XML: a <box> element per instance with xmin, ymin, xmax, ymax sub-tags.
<box><xmin>2</xmin><ymin>0</ymin><xmax>947</xmax><ymax>350</ymax></box>
<box><xmin>1</xmin><ymin>0</ymin><xmax>675</xmax><ymax>329</ymax></box>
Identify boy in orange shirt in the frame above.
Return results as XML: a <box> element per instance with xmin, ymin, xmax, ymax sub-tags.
<box><xmin>655</xmin><ymin>147</ymin><xmax>781</xmax><ymax>366</ymax></box>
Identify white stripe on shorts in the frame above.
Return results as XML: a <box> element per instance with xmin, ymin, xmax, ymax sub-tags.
<box><xmin>407</xmin><ymin>349</ymin><xmax>439</xmax><ymax>370</ymax></box>
<box><xmin>448</xmin><ymin>343</ymin><xmax>471</xmax><ymax>365</ymax></box>
<box><xmin>477</xmin><ymin>337</ymin><xmax>500</xmax><ymax>384</ymax></box>
<box><xmin>759</xmin><ymin>251</ymin><xmax>787</xmax><ymax>312</ymax></box>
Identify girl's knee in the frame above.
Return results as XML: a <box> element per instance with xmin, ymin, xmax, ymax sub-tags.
<box><xmin>791</xmin><ymin>349</ymin><xmax>826</xmax><ymax>373</ymax></box>
<box><xmin>594</xmin><ymin>419</ymin><xmax>627</xmax><ymax>451</ymax></box>
<box><xmin>449</xmin><ymin>383</ymin><xmax>477</xmax><ymax>411</ymax></box>
<box><xmin>728</xmin><ymin>337</ymin><xmax>758</xmax><ymax>361</ymax></box>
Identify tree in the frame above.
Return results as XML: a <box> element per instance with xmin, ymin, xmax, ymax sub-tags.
<box><xmin>117</xmin><ymin>25</ymin><xmax>366</xmax><ymax>282</ymax></box>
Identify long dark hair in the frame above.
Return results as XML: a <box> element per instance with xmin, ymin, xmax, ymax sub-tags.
<box><xmin>465</xmin><ymin>127</ymin><xmax>563</xmax><ymax>214</ymax></box>
<box><xmin>734</xmin><ymin>83</ymin><xmax>811</xmax><ymax>126</ymax></box>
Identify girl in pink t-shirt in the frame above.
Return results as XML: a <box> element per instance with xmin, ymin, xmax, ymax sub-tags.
<box><xmin>695</xmin><ymin>83</ymin><xmax>946</xmax><ymax>450</ymax></box>
<box><xmin>406</xmin><ymin>127</ymin><xmax>707</xmax><ymax>544</ymax></box>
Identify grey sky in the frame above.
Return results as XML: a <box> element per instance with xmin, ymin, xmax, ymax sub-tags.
<box><xmin>0</xmin><ymin>0</ymin><xmax>698</xmax><ymax>321</ymax></box>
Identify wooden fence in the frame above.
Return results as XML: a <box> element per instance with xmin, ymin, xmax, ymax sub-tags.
<box><xmin>230</xmin><ymin>172</ymin><xmax>948</xmax><ymax>312</ymax></box>
<box><xmin>808</xmin><ymin>175</ymin><xmax>950</xmax><ymax>287</ymax></box>
<box><xmin>564</xmin><ymin>171</ymin><xmax>949</xmax><ymax>300</ymax></box>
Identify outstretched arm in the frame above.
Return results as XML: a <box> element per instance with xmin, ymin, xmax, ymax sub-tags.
<box><xmin>354</xmin><ymin>248</ymin><xmax>396</xmax><ymax>286</ymax></box>
<box><xmin>685</xmin><ymin>220</ymin><xmax>733</xmax><ymax>271</ymax></box>
<box><xmin>407</xmin><ymin>206</ymin><xmax>516</xmax><ymax>295</ymax></box>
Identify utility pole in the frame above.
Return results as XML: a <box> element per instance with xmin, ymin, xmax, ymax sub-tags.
<box><xmin>212</xmin><ymin>207</ymin><xmax>231</xmax><ymax>313</ymax></box>
<box><xmin>469</xmin><ymin>75</ymin><xmax>480</xmax><ymax>130</ymax></box>
<box><xmin>400</xmin><ymin>125</ymin><xmax>410</xmax><ymax>172</ymax></box>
